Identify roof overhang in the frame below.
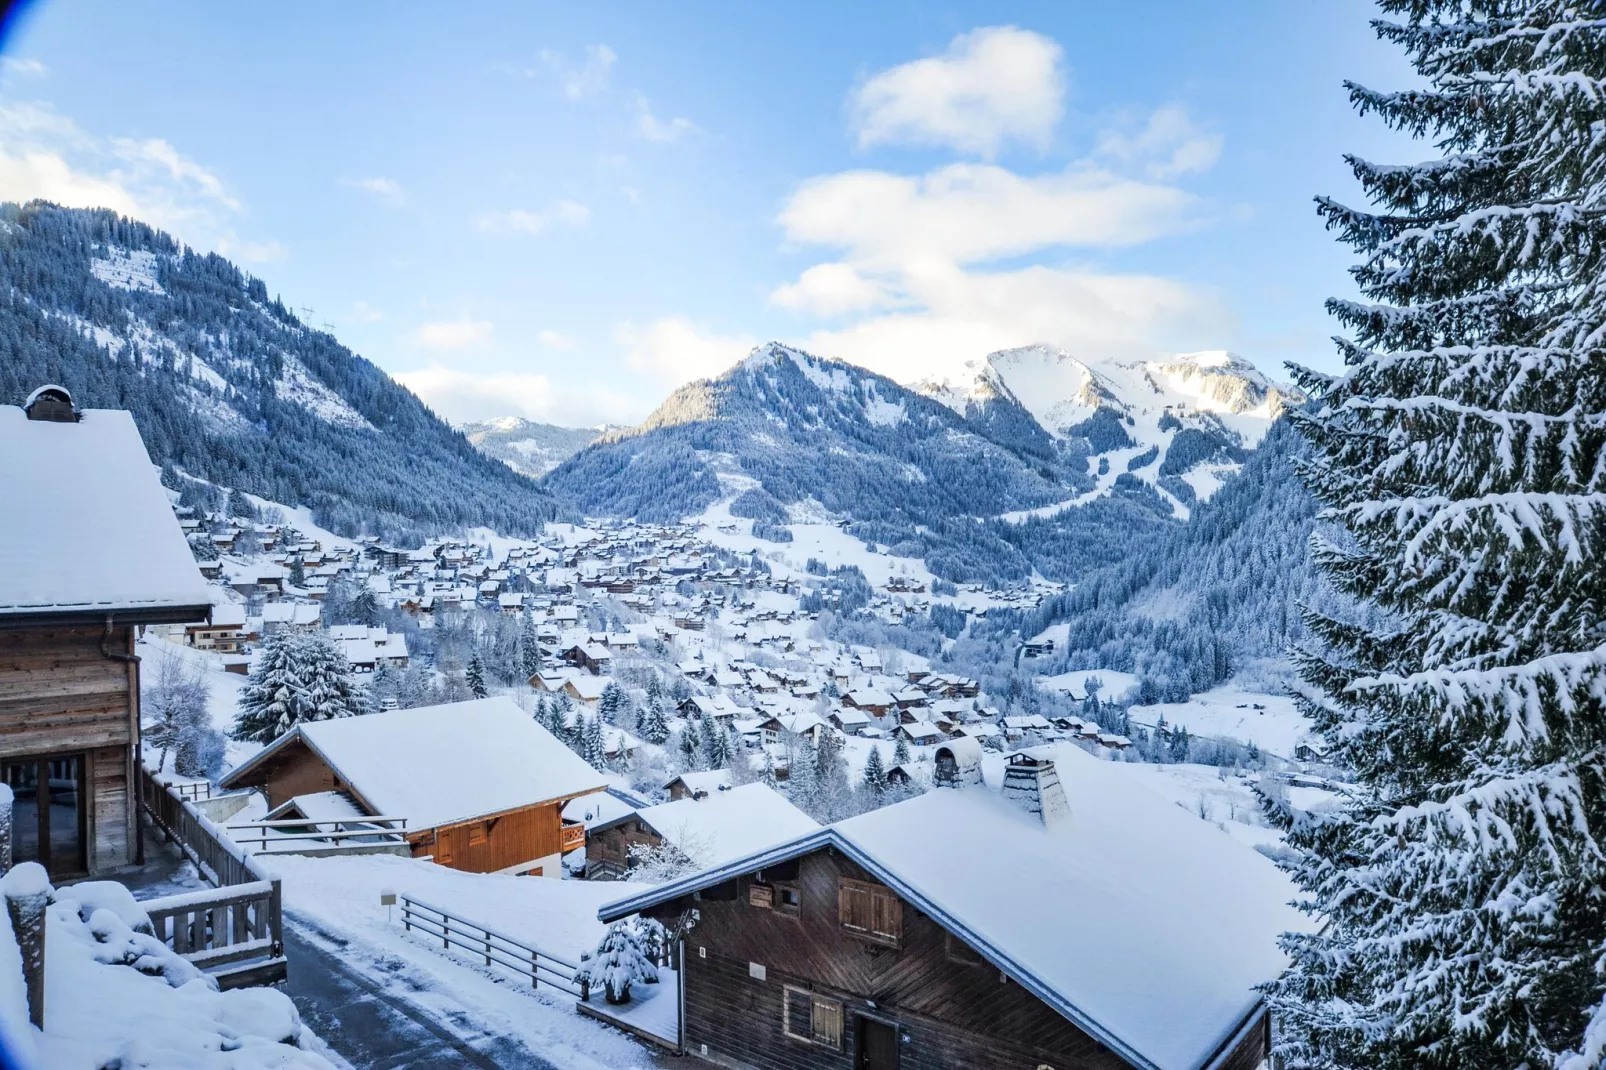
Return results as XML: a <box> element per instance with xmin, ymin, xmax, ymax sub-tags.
<box><xmin>0</xmin><ymin>603</ymin><xmax>214</xmax><ymax>630</ymax></box>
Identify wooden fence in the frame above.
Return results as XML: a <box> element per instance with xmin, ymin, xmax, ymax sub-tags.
<box><xmin>399</xmin><ymin>893</ymin><xmax>582</xmax><ymax>997</ymax></box>
<box><xmin>135</xmin><ymin>764</ymin><xmax>286</xmax><ymax>988</ymax></box>
<box><xmin>224</xmin><ymin>816</ymin><xmax>409</xmax><ymax>854</ymax></box>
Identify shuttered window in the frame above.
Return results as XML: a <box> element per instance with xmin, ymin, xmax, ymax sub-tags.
<box><xmin>782</xmin><ymin>986</ymin><xmax>843</xmax><ymax>1049</ymax></box>
<box><xmin>838</xmin><ymin>877</ymin><xmax>902</xmax><ymax>947</ymax></box>
<box><xmin>468</xmin><ymin>823</ymin><xmax>488</xmax><ymax>846</ymax></box>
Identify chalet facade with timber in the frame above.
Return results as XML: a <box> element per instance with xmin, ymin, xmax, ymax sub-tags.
<box><xmin>220</xmin><ymin>697</ymin><xmax>601</xmax><ymax>877</ymax></box>
<box><xmin>601</xmin><ymin>750</ymin><xmax>1312</xmax><ymax>1070</ymax></box>
<box><xmin>0</xmin><ymin>388</ymin><xmax>214</xmax><ymax>880</ymax></box>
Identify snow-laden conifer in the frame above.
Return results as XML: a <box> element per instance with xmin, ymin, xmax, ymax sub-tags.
<box><xmin>1266</xmin><ymin>5</ymin><xmax>1606</xmax><ymax>1066</ymax></box>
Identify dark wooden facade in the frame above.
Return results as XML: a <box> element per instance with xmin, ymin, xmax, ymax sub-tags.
<box><xmin>0</xmin><ymin>623</ymin><xmax>140</xmax><ymax>878</ymax></box>
<box><xmin>585</xmin><ymin>813</ymin><xmax>664</xmax><ymax>880</ymax></box>
<box><xmin>225</xmin><ymin>735</ymin><xmax>585</xmax><ymax>876</ymax></box>
<box><xmin>643</xmin><ymin>846</ymin><xmax>1268</xmax><ymax>1070</ymax></box>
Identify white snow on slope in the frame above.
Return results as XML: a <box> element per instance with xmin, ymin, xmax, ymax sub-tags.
<box><xmin>1129</xmin><ymin>685</ymin><xmax>1315</xmax><ymax>759</ymax></box>
<box><xmin>90</xmin><ymin>248</ymin><xmax>164</xmax><ymax>294</ymax></box>
<box><xmin>275</xmin><ymin>355</ymin><xmax>376</xmax><ymax>430</ymax></box>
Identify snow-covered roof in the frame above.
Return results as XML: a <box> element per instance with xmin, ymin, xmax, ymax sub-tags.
<box><xmin>222</xmin><ymin>697</ymin><xmax>604</xmax><ymax>829</ymax></box>
<box><xmin>601</xmin><ymin>744</ymin><xmax>1309</xmax><ymax>1070</ymax></box>
<box><xmin>634</xmin><ymin>783</ymin><xmax>817</xmax><ymax>869</ymax></box>
<box><xmin>0</xmin><ymin>407</ymin><xmax>212</xmax><ymax>620</ymax></box>
<box><xmin>563</xmin><ymin>790</ymin><xmax>637</xmax><ymax>829</ymax></box>
<box><xmin>663</xmin><ymin>769</ymin><xmax>733</xmax><ymax>796</ymax></box>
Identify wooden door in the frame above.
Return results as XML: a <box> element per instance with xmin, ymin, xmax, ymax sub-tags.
<box><xmin>857</xmin><ymin>1016</ymin><xmax>899</xmax><ymax>1070</ymax></box>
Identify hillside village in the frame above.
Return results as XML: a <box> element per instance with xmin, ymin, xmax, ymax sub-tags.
<box><xmin>0</xmin><ymin>386</ymin><xmax>1336</xmax><ymax>1070</ymax></box>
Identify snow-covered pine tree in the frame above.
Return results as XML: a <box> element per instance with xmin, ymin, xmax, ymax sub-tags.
<box><xmin>599</xmin><ymin>681</ymin><xmax>625</xmax><ymax>724</ymax></box>
<box><xmin>892</xmin><ymin>734</ymin><xmax>911</xmax><ymax>767</ymax></box>
<box><xmin>581</xmin><ymin>714</ymin><xmax>608</xmax><ymax>771</ymax></box>
<box><xmin>636</xmin><ymin>693</ymin><xmax>670</xmax><ymax>744</ymax></box>
<box><xmin>861</xmin><ymin>745</ymin><xmax>888</xmax><ymax>800</ymax></box>
<box><xmin>519</xmin><ymin>610</ymin><xmax>542</xmax><ymax>680</ymax></box>
<box><xmin>1265</xmin><ymin>6</ymin><xmax>1606</xmax><ymax>1067</ymax></box>
<box><xmin>787</xmin><ymin>737</ymin><xmax>819</xmax><ymax>814</ymax></box>
<box><xmin>700</xmin><ymin>714</ymin><xmax>732</xmax><ymax>770</ymax></box>
<box><xmin>577</xmin><ymin>921</ymin><xmax>658</xmax><ymax>1004</ymax></box>
<box><xmin>760</xmin><ymin>749</ymin><xmax>779</xmax><ymax>789</ymax></box>
<box><xmin>466</xmin><ymin>653</ymin><xmax>488</xmax><ymax>699</ymax></box>
<box><xmin>674</xmin><ymin>727</ymin><xmax>704</xmax><ymax>773</ymax></box>
<box><xmin>231</xmin><ymin>631</ymin><xmax>368</xmax><ymax>744</ymax></box>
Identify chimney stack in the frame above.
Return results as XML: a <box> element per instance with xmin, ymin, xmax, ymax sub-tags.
<box><xmin>23</xmin><ymin>385</ymin><xmax>78</xmax><ymax>423</ymax></box>
<box><xmin>1002</xmin><ymin>753</ymin><xmax>1069</xmax><ymax>828</ymax></box>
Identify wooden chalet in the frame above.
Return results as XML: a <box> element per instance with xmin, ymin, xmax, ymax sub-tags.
<box><xmin>599</xmin><ymin>748</ymin><xmax>1308</xmax><ymax>1070</ymax></box>
<box><xmin>584</xmin><ymin>782</ymin><xmax>815</xmax><ymax>882</ymax></box>
<box><xmin>0</xmin><ymin>390</ymin><xmax>214</xmax><ymax>879</ymax></box>
<box><xmin>220</xmin><ymin>697</ymin><xmax>601</xmax><ymax>876</ymax></box>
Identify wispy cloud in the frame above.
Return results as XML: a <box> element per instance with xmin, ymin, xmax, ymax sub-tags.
<box><xmin>1096</xmin><ymin>104</ymin><xmax>1222</xmax><ymax>180</ymax></box>
<box><xmin>0</xmin><ymin>101</ymin><xmax>281</xmax><ymax>261</ymax></box>
<box><xmin>343</xmin><ymin>176</ymin><xmax>407</xmax><ymax>207</ymax></box>
<box><xmin>538</xmin><ymin>329</ymin><xmax>576</xmax><ymax>350</ymax></box>
<box><xmin>617</xmin><ymin>316</ymin><xmax>754</xmax><ymax>388</ymax></box>
<box><xmin>850</xmin><ymin>26</ymin><xmax>1065</xmax><ymax>158</ymax></box>
<box><xmin>635</xmin><ymin>95</ymin><xmax>696</xmax><ymax>143</ymax></box>
<box><xmin>475</xmin><ymin>200</ymin><xmax>590</xmax><ymax>236</ymax></box>
<box><xmin>533</xmin><ymin>44</ymin><xmax>616</xmax><ymax>100</ymax></box>
<box><xmin>416</xmin><ymin>318</ymin><xmax>494</xmax><ymax>350</ymax></box>
<box><xmin>1</xmin><ymin>58</ymin><xmax>47</xmax><ymax>78</ymax></box>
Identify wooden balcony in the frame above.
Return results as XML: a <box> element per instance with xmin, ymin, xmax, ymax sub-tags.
<box><xmin>561</xmin><ymin>820</ymin><xmax>586</xmax><ymax>853</ymax></box>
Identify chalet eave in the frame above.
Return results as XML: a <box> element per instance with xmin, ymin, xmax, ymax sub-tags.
<box><xmin>0</xmin><ymin>602</ymin><xmax>214</xmax><ymax>630</ymax></box>
<box><xmin>597</xmin><ymin>826</ymin><xmax>1193</xmax><ymax>1070</ymax></box>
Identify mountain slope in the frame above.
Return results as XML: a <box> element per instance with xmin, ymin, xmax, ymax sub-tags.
<box><xmin>0</xmin><ymin>202</ymin><xmax>561</xmax><ymax>541</ymax></box>
<box><xmin>917</xmin><ymin>345</ymin><xmax>1302</xmax><ymax>515</ymax></box>
<box><xmin>1023</xmin><ymin>419</ymin><xmax>1327</xmax><ymax>700</ymax></box>
<box><xmin>544</xmin><ymin>342</ymin><xmax>1180</xmax><ymax>583</ymax></box>
<box><xmin>461</xmin><ymin>417</ymin><xmax>605</xmax><ymax>478</ymax></box>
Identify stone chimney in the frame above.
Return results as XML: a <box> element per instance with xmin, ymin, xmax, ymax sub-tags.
<box><xmin>1002</xmin><ymin>754</ymin><xmax>1070</xmax><ymax>828</ymax></box>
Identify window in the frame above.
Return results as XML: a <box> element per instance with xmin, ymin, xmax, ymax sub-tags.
<box><xmin>749</xmin><ymin>883</ymin><xmax>774</xmax><ymax>909</ymax></box>
<box><xmin>435</xmin><ymin>835</ymin><xmax>454</xmax><ymax>864</ymax></box>
<box><xmin>783</xmin><ymin>986</ymin><xmax>843</xmax><ymax>1049</ymax></box>
<box><xmin>838</xmin><ymin>877</ymin><xmax>901</xmax><ymax>947</ymax></box>
<box><xmin>468</xmin><ymin>823</ymin><xmax>488</xmax><ymax>846</ymax></box>
<box><xmin>946</xmin><ymin>932</ymin><xmax>984</xmax><ymax>966</ymax></box>
<box><xmin>775</xmin><ymin>885</ymin><xmax>801</xmax><ymax>916</ymax></box>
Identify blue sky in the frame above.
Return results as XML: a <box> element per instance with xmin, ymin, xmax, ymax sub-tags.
<box><xmin>0</xmin><ymin>1</ymin><xmax>1415</xmax><ymax>426</ymax></box>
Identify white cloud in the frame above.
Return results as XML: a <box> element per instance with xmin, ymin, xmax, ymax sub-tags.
<box><xmin>416</xmin><ymin>319</ymin><xmax>494</xmax><ymax>351</ymax></box>
<box><xmin>396</xmin><ymin>362</ymin><xmax>641</xmax><ymax>427</ymax></box>
<box><xmin>0</xmin><ymin>101</ymin><xmax>278</xmax><ymax>261</ymax></box>
<box><xmin>850</xmin><ymin>26</ymin><xmax>1065</xmax><ymax>158</ymax></box>
<box><xmin>2</xmin><ymin>58</ymin><xmax>47</xmax><ymax>78</ymax></box>
<box><xmin>537</xmin><ymin>44</ymin><xmax>616</xmax><ymax>100</ymax></box>
<box><xmin>770</xmin><ymin>262</ymin><xmax>901</xmax><ymax>317</ymax></box>
<box><xmin>350</xmin><ymin>300</ymin><xmax>383</xmax><ymax>324</ymax></box>
<box><xmin>476</xmin><ymin>200</ymin><xmax>590</xmax><ymax>236</ymax></box>
<box><xmin>1096</xmin><ymin>104</ymin><xmax>1223</xmax><ymax>180</ymax></box>
<box><xmin>396</xmin><ymin>364</ymin><xmax>552</xmax><ymax>424</ymax></box>
<box><xmin>617</xmin><ymin>317</ymin><xmax>755</xmax><ymax>388</ymax></box>
<box><xmin>343</xmin><ymin>176</ymin><xmax>406</xmax><ymax>207</ymax></box>
<box><xmin>770</xmin><ymin>94</ymin><xmax>1230</xmax><ymax>384</ymax></box>
<box><xmin>779</xmin><ymin>163</ymin><xmax>1195</xmax><ymax>270</ymax></box>
<box><xmin>537</xmin><ymin>329</ymin><xmax>575</xmax><ymax>350</ymax></box>
<box><xmin>635</xmin><ymin>96</ymin><xmax>696</xmax><ymax>143</ymax></box>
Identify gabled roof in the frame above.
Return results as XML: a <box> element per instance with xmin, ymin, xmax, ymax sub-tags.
<box><xmin>599</xmin><ymin>744</ymin><xmax>1309</xmax><ymax>1070</ymax></box>
<box><xmin>221</xmin><ymin>697</ymin><xmax>604</xmax><ymax>829</ymax></box>
<box><xmin>0</xmin><ymin>407</ymin><xmax>212</xmax><ymax>623</ymax></box>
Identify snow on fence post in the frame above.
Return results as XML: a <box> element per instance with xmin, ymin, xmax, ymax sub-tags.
<box><xmin>2</xmin><ymin>861</ymin><xmax>49</xmax><ymax>1029</ymax></box>
<box><xmin>0</xmin><ymin>782</ymin><xmax>13</xmax><ymax>876</ymax></box>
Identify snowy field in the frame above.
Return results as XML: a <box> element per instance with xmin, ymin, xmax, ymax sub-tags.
<box><xmin>1035</xmin><ymin>668</ymin><xmax>1141</xmax><ymax>703</ymax></box>
<box><xmin>257</xmin><ymin>854</ymin><xmax>664</xmax><ymax>1069</ymax></box>
<box><xmin>1129</xmin><ymin>684</ymin><xmax>1314</xmax><ymax>758</ymax></box>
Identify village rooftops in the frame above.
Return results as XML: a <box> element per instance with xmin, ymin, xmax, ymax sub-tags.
<box><xmin>605</xmin><ymin>782</ymin><xmax>819</xmax><ymax>870</ymax></box>
<box><xmin>221</xmin><ymin>697</ymin><xmax>605</xmax><ymax>830</ymax></box>
<box><xmin>599</xmin><ymin>743</ymin><xmax>1311</xmax><ymax>1070</ymax></box>
<box><xmin>0</xmin><ymin>405</ymin><xmax>212</xmax><ymax>625</ymax></box>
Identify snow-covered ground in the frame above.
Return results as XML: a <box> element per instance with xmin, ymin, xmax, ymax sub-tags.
<box><xmin>1128</xmin><ymin>685</ymin><xmax>1313</xmax><ymax>759</ymax></box>
<box><xmin>255</xmin><ymin>854</ymin><xmax>663</xmax><ymax>1069</ymax></box>
<box><xmin>1035</xmin><ymin>668</ymin><xmax>1141</xmax><ymax>703</ymax></box>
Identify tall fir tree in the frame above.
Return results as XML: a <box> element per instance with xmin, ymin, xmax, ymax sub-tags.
<box><xmin>599</xmin><ymin>681</ymin><xmax>625</xmax><ymax>724</ymax></box>
<box><xmin>581</xmin><ymin>714</ymin><xmax>608</xmax><ymax>771</ymax></box>
<box><xmin>232</xmin><ymin>631</ymin><xmax>368</xmax><ymax>744</ymax></box>
<box><xmin>466</xmin><ymin>653</ymin><xmax>488</xmax><ymax>699</ymax></box>
<box><xmin>636</xmin><ymin>692</ymin><xmax>670</xmax><ymax>744</ymax></box>
<box><xmin>519</xmin><ymin>610</ymin><xmax>542</xmax><ymax>681</ymax></box>
<box><xmin>1265</xmin><ymin>5</ymin><xmax>1606</xmax><ymax>1067</ymax></box>
<box><xmin>892</xmin><ymin>734</ymin><xmax>911</xmax><ymax>767</ymax></box>
<box><xmin>861</xmin><ymin>745</ymin><xmax>888</xmax><ymax>800</ymax></box>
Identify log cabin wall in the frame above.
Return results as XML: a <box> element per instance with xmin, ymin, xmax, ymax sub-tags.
<box><xmin>0</xmin><ymin>623</ymin><xmax>138</xmax><ymax>873</ymax></box>
<box><xmin>256</xmin><ymin>741</ymin><xmax>344</xmax><ymax>808</ymax></box>
<box><xmin>414</xmin><ymin>800</ymin><xmax>566</xmax><ymax>874</ymax></box>
<box><xmin>660</xmin><ymin>847</ymin><xmax>1226</xmax><ymax>1070</ymax></box>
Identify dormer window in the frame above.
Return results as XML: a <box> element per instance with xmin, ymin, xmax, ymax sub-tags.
<box><xmin>23</xmin><ymin>385</ymin><xmax>78</xmax><ymax>423</ymax></box>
